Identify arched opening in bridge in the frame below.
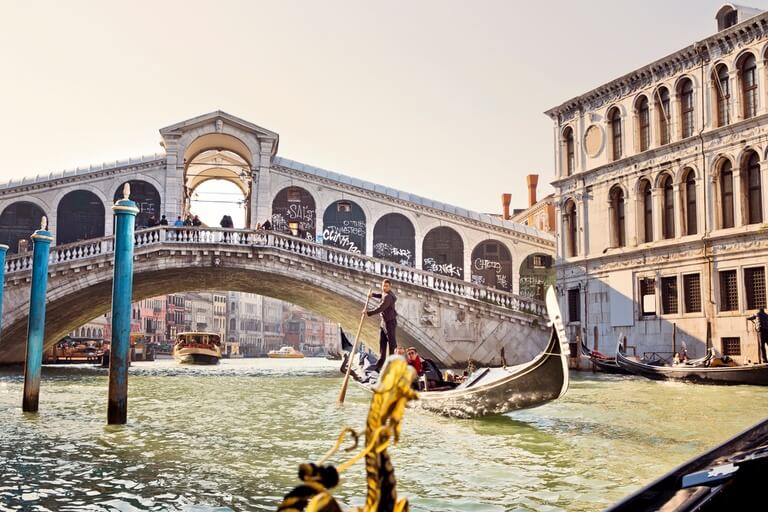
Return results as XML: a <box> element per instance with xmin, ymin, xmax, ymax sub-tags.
<box><xmin>190</xmin><ymin>179</ymin><xmax>247</xmax><ymax>228</ymax></box>
<box><xmin>322</xmin><ymin>200</ymin><xmax>366</xmax><ymax>254</ymax></box>
<box><xmin>184</xmin><ymin>134</ymin><xmax>253</xmax><ymax>227</ymax></box>
<box><xmin>422</xmin><ymin>226</ymin><xmax>463</xmax><ymax>279</ymax></box>
<box><xmin>518</xmin><ymin>253</ymin><xmax>554</xmax><ymax>301</ymax></box>
<box><xmin>114</xmin><ymin>180</ymin><xmax>161</xmax><ymax>228</ymax></box>
<box><xmin>271</xmin><ymin>186</ymin><xmax>316</xmax><ymax>239</ymax></box>
<box><xmin>0</xmin><ymin>201</ymin><xmax>46</xmax><ymax>253</ymax></box>
<box><xmin>471</xmin><ymin>240</ymin><xmax>512</xmax><ymax>292</ymax></box>
<box><xmin>56</xmin><ymin>190</ymin><xmax>105</xmax><ymax>245</ymax></box>
<box><xmin>373</xmin><ymin>213</ymin><xmax>415</xmax><ymax>267</ymax></box>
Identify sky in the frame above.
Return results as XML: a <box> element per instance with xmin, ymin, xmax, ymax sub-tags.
<box><xmin>0</xmin><ymin>0</ymin><xmax>758</xmax><ymax>216</ymax></box>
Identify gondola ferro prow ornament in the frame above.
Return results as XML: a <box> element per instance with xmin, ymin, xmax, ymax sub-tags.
<box><xmin>278</xmin><ymin>356</ymin><xmax>418</xmax><ymax>512</ymax></box>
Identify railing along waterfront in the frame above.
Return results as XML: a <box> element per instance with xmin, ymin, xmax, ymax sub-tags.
<box><xmin>5</xmin><ymin>226</ymin><xmax>546</xmax><ymax>317</ymax></box>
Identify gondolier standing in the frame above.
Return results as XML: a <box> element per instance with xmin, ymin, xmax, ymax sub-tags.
<box><xmin>747</xmin><ymin>307</ymin><xmax>768</xmax><ymax>363</ymax></box>
<box><xmin>367</xmin><ymin>279</ymin><xmax>398</xmax><ymax>371</ymax></box>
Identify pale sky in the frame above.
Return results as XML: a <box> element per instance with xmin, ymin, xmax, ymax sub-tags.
<box><xmin>0</xmin><ymin>0</ymin><xmax>758</xmax><ymax>215</ymax></box>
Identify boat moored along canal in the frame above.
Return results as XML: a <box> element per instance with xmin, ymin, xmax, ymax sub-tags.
<box><xmin>173</xmin><ymin>332</ymin><xmax>222</xmax><ymax>365</ymax></box>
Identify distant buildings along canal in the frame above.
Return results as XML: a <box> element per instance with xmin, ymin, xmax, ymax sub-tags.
<box><xmin>546</xmin><ymin>4</ymin><xmax>768</xmax><ymax>363</ymax></box>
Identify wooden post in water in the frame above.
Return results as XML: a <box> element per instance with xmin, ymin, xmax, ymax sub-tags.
<box><xmin>672</xmin><ymin>323</ymin><xmax>677</xmax><ymax>356</ymax></box>
<box><xmin>0</xmin><ymin>243</ymin><xmax>8</xmax><ymax>337</ymax></box>
<box><xmin>22</xmin><ymin>218</ymin><xmax>53</xmax><ymax>412</ymax></box>
<box><xmin>107</xmin><ymin>184</ymin><xmax>139</xmax><ymax>425</ymax></box>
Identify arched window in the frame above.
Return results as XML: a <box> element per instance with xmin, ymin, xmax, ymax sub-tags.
<box><xmin>422</xmin><ymin>227</ymin><xmax>464</xmax><ymax>279</ymax></box>
<box><xmin>608</xmin><ymin>108</ymin><xmax>622</xmax><ymax>160</ymax></box>
<box><xmin>714</xmin><ymin>65</ymin><xmax>730</xmax><ymax>127</ymax></box>
<box><xmin>322</xmin><ymin>200</ymin><xmax>366</xmax><ymax>254</ymax></box>
<box><xmin>684</xmin><ymin>169</ymin><xmax>698</xmax><ymax>235</ymax></box>
<box><xmin>471</xmin><ymin>240</ymin><xmax>512</xmax><ymax>291</ymax></box>
<box><xmin>373</xmin><ymin>213</ymin><xmax>415</xmax><ymax>266</ymax></box>
<box><xmin>609</xmin><ymin>186</ymin><xmax>626</xmax><ymax>247</ymax></box>
<box><xmin>0</xmin><ymin>201</ymin><xmax>46</xmax><ymax>254</ymax></box>
<box><xmin>655</xmin><ymin>87</ymin><xmax>671</xmax><ymax>145</ymax></box>
<box><xmin>661</xmin><ymin>174</ymin><xmax>675</xmax><ymax>239</ymax></box>
<box><xmin>56</xmin><ymin>190</ymin><xmax>106</xmax><ymax>245</ymax></box>
<box><xmin>639</xmin><ymin>179</ymin><xmax>653</xmax><ymax>243</ymax></box>
<box><xmin>563</xmin><ymin>127</ymin><xmax>575</xmax><ymax>176</ymax></box>
<box><xmin>720</xmin><ymin>160</ymin><xmax>735</xmax><ymax>229</ymax></box>
<box><xmin>271</xmin><ymin>186</ymin><xmax>316</xmax><ymax>239</ymax></box>
<box><xmin>740</xmin><ymin>53</ymin><xmax>758</xmax><ymax>119</ymax></box>
<box><xmin>744</xmin><ymin>151</ymin><xmax>763</xmax><ymax>224</ymax></box>
<box><xmin>114</xmin><ymin>180</ymin><xmax>161</xmax><ymax>228</ymax></box>
<box><xmin>563</xmin><ymin>199</ymin><xmax>578</xmax><ymax>257</ymax></box>
<box><xmin>636</xmin><ymin>96</ymin><xmax>650</xmax><ymax>152</ymax></box>
<box><xmin>678</xmin><ymin>78</ymin><xmax>695</xmax><ymax>139</ymax></box>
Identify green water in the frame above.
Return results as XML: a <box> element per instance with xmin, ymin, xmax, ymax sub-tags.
<box><xmin>1</xmin><ymin>358</ymin><xmax>767</xmax><ymax>511</ymax></box>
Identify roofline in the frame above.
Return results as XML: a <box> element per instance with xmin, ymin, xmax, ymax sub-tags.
<box><xmin>544</xmin><ymin>9</ymin><xmax>768</xmax><ymax>120</ymax></box>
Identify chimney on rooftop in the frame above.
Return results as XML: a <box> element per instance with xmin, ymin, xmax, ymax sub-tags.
<box><xmin>502</xmin><ymin>193</ymin><xmax>512</xmax><ymax>220</ymax></box>
<box><xmin>527</xmin><ymin>174</ymin><xmax>539</xmax><ymax>207</ymax></box>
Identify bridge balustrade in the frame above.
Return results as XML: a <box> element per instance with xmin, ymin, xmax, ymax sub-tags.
<box><xmin>4</xmin><ymin>226</ymin><xmax>546</xmax><ymax>317</ymax></box>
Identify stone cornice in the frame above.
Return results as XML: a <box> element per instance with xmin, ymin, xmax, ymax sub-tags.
<box><xmin>545</xmin><ymin>13</ymin><xmax>768</xmax><ymax>122</ymax></box>
<box><xmin>272</xmin><ymin>164</ymin><xmax>555</xmax><ymax>249</ymax></box>
<box><xmin>0</xmin><ymin>159</ymin><xmax>167</xmax><ymax>199</ymax></box>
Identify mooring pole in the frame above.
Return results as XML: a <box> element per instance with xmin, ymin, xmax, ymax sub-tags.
<box><xmin>107</xmin><ymin>184</ymin><xmax>139</xmax><ymax>425</ymax></box>
<box><xmin>22</xmin><ymin>218</ymin><xmax>53</xmax><ymax>412</ymax></box>
<box><xmin>0</xmin><ymin>243</ymin><xmax>8</xmax><ymax>337</ymax></box>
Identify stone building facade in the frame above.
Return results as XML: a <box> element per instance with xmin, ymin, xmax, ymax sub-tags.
<box><xmin>546</xmin><ymin>4</ymin><xmax>768</xmax><ymax>362</ymax></box>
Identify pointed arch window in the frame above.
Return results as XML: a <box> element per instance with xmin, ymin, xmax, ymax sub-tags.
<box><xmin>661</xmin><ymin>174</ymin><xmax>675</xmax><ymax>239</ymax></box>
<box><xmin>564</xmin><ymin>200</ymin><xmax>578</xmax><ymax>257</ymax></box>
<box><xmin>720</xmin><ymin>160</ymin><xmax>735</xmax><ymax>229</ymax></box>
<box><xmin>714</xmin><ymin>65</ymin><xmax>730</xmax><ymax>127</ymax></box>
<box><xmin>684</xmin><ymin>169</ymin><xmax>698</xmax><ymax>235</ymax></box>
<box><xmin>563</xmin><ymin>127</ymin><xmax>575</xmax><ymax>176</ymax></box>
<box><xmin>740</xmin><ymin>54</ymin><xmax>758</xmax><ymax>119</ymax></box>
<box><xmin>610</xmin><ymin>186</ymin><xmax>626</xmax><ymax>247</ymax></box>
<box><xmin>745</xmin><ymin>151</ymin><xmax>763</xmax><ymax>224</ymax></box>
<box><xmin>679</xmin><ymin>79</ymin><xmax>695</xmax><ymax>139</ymax></box>
<box><xmin>608</xmin><ymin>107</ymin><xmax>622</xmax><ymax>161</ymax></box>
<box><xmin>640</xmin><ymin>179</ymin><xmax>653</xmax><ymax>243</ymax></box>
<box><xmin>656</xmin><ymin>87</ymin><xmax>671</xmax><ymax>146</ymax></box>
<box><xmin>637</xmin><ymin>96</ymin><xmax>650</xmax><ymax>152</ymax></box>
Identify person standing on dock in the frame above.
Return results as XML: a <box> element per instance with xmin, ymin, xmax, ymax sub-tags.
<box><xmin>367</xmin><ymin>279</ymin><xmax>398</xmax><ymax>372</ymax></box>
<box><xmin>748</xmin><ymin>308</ymin><xmax>768</xmax><ymax>363</ymax></box>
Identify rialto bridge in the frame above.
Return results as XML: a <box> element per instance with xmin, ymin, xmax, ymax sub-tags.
<box><xmin>0</xmin><ymin>111</ymin><xmax>555</xmax><ymax>365</ymax></box>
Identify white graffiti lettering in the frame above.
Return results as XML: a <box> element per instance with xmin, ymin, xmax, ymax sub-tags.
<box><xmin>471</xmin><ymin>274</ymin><xmax>486</xmax><ymax>285</ymax></box>
<box><xmin>474</xmin><ymin>258</ymin><xmax>502</xmax><ymax>273</ymax></box>
<box><xmin>423</xmin><ymin>257</ymin><xmax>462</xmax><ymax>277</ymax></box>
<box><xmin>287</xmin><ymin>204</ymin><xmax>315</xmax><ymax>223</ymax></box>
<box><xmin>323</xmin><ymin>227</ymin><xmax>361</xmax><ymax>254</ymax></box>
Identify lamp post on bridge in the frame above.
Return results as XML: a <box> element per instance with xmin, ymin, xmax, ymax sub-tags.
<box><xmin>22</xmin><ymin>218</ymin><xmax>53</xmax><ymax>412</ymax></box>
<box><xmin>107</xmin><ymin>184</ymin><xmax>139</xmax><ymax>425</ymax></box>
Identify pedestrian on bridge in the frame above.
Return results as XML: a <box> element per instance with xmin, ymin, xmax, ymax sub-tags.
<box><xmin>367</xmin><ymin>279</ymin><xmax>398</xmax><ymax>372</ymax></box>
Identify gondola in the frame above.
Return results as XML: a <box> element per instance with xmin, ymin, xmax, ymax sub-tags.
<box><xmin>341</xmin><ymin>287</ymin><xmax>570</xmax><ymax>418</ymax></box>
<box><xmin>616</xmin><ymin>342</ymin><xmax>768</xmax><ymax>386</ymax></box>
<box><xmin>606</xmin><ymin>416</ymin><xmax>768</xmax><ymax>511</ymax></box>
<box><xmin>580</xmin><ymin>339</ymin><xmax>631</xmax><ymax>375</ymax></box>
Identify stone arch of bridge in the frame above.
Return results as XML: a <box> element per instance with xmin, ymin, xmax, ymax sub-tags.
<box><xmin>0</xmin><ymin>255</ymin><xmax>455</xmax><ymax>367</ymax></box>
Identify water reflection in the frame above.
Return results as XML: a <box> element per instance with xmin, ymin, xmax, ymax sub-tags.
<box><xmin>1</xmin><ymin>359</ymin><xmax>767</xmax><ymax>511</ymax></box>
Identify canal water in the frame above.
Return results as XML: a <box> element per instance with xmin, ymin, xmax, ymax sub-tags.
<box><xmin>1</xmin><ymin>358</ymin><xmax>767</xmax><ymax>512</ymax></box>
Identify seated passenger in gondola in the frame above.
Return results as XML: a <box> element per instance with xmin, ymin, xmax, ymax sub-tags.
<box><xmin>405</xmin><ymin>347</ymin><xmax>423</xmax><ymax>375</ymax></box>
<box><xmin>673</xmin><ymin>352</ymin><xmax>681</xmax><ymax>365</ymax></box>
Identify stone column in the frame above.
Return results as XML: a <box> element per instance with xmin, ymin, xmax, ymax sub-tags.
<box><xmin>761</xmin><ymin>161</ymin><xmax>768</xmax><ymax>224</ymax></box>
<box><xmin>607</xmin><ymin>200</ymin><xmax>616</xmax><ymax>248</ymax></box>
<box><xmin>22</xmin><ymin>218</ymin><xmax>53</xmax><ymax>413</ymax></box>
<box><xmin>107</xmin><ymin>185</ymin><xmax>139</xmax><ymax>425</ymax></box>
<box><xmin>652</xmin><ymin>188</ymin><xmax>664</xmax><ymax>241</ymax></box>
<box><xmin>253</xmin><ymin>141</ymin><xmax>274</xmax><ymax>228</ymax></box>
<box><xmin>0</xmin><ymin>244</ymin><xmax>7</xmax><ymax>337</ymax></box>
<box><xmin>707</xmin><ymin>171</ymin><xmax>718</xmax><ymax>231</ymax></box>
<box><xmin>673</xmin><ymin>183</ymin><xmax>684</xmax><ymax>237</ymax></box>
<box><xmin>732</xmin><ymin>167</ymin><xmax>744</xmax><ymax>226</ymax></box>
<box><xmin>577</xmin><ymin>195</ymin><xmax>588</xmax><ymax>256</ymax></box>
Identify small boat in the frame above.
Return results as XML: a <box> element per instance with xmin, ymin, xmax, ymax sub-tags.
<box><xmin>341</xmin><ymin>287</ymin><xmax>570</xmax><ymax>418</ymax></box>
<box><xmin>606</xmin><ymin>416</ymin><xmax>768</xmax><ymax>511</ymax></box>
<box><xmin>616</xmin><ymin>342</ymin><xmax>768</xmax><ymax>386</ymax></box>
<box><xmin>268</xmin><ymin>346</ymin><xmax>305</xmax><ymax>359</ymax></box>
<box><xmin>173</xmin><ymin>332</ymin><xmax>222</xmax><ymax>365</ymax></box>
<box><xmin>580</xmin><ymin>340</ymin><xmax>631</xmax><ymax>375</ymax></box>
<box><xmin>325</xmin><ymin>350</ymin><xmax>342</xmax><ymax>361</ymax></box>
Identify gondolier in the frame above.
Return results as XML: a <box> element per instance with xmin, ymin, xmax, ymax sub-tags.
<box><xmin>748</xmin><ymin>308</ymin><xmax>768</xmax><ymax>363</ymax></box>
<box><xmin>367</xmin><ymin>279</ymin><xmax>398</xmax><ymax>372</ymax></box>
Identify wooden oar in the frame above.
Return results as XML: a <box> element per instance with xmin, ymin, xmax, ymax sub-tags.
<box><xmin>338</xmin><ymin>289</ymin><xmax>373</xmax><ymax>405</ymax></box>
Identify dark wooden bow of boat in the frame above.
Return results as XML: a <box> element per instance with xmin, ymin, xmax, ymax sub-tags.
<box><xmin>616</xmin><ymin>344</ymin><xmax>768</xmax><ymax>386</ymax></box>
<box><xmin>606</xmin><ymin>416</ymin><xmax>768</xmax><ymax>511</ymax></box>
<box><xmin>581</xmin><ymin>340</ymin><xmax>631</xmax><ymax>375</ymax></box>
